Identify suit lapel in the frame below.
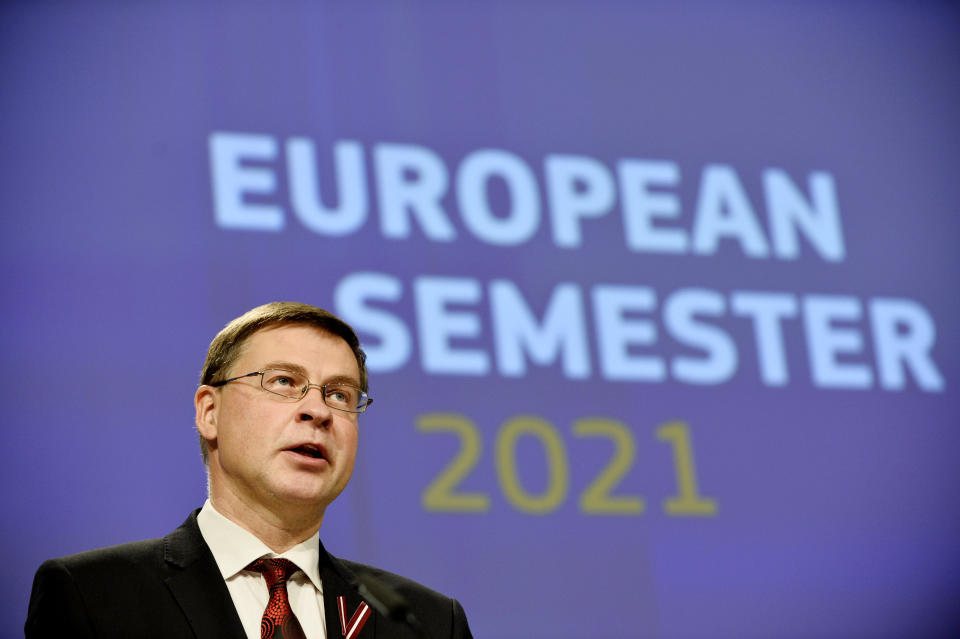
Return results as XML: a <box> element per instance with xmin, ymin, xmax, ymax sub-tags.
<box><xmin>162</xmin><ymin>511</ymin><xmax>248</xmax><ymax>639</ymax></box>
<box><xmin>318</xmin><ymin>540</ymin><xmax>377</xmax><ymax>639</ymax></box>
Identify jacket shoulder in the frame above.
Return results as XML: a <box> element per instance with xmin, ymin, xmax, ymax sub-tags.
<box><xmin>26</xmin><ymin>539</ymin><xmax>170</xmax><ymax>638</ymax></box>
<box><xmin>340</xmin><ymin>558</ymin><xmax>450</xmax><ymax>602</ymax></box>
<box><xmin>41</xmin><ymin>537</ymin><xmax>165</xmax><ymax>574</ymax></box>
<box><xmin>26</xmin><ymin>513</ymin><xmax>217</xmax><ymax>639</ymax></box>
<box><xmin>335</xmin><ymin>558</ymin><xmax>474</xmax><ymax>639</ymax></box>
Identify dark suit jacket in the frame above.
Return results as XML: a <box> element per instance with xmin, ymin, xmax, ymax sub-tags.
<box><xmin>25</xmin><ymin>511</ymin><xmax>473</xmax><ymax>639</ymax></box>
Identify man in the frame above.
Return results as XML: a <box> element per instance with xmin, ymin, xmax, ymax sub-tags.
<box><xmin>26</xmin><ymin>302</ymin><xmax>473</xmax><ymax>638</ymax></box>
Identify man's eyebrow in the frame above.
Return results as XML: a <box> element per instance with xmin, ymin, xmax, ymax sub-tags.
<box><xmin>324</xmin><ymin>374</ymin><xmax>363</xmax><ymax>388</ymax></box>
<box><xmin>263</xmin><ymin>361</ymin><xmax>309</xmax><ymax>376</ymax></box>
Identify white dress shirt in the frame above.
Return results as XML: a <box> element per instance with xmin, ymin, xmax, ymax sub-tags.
<box><xmin>197</xmin><ymin>500</ymin><xmax>327</xmax><ymax>639</ymax></box>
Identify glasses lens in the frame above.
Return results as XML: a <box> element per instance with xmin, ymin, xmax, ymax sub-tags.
<box><xmin>323</xmin><ymin>383</ymin><xmax>367</xmax><ymax>412</ymax></box>
<box><xmin>260</xmin><ymin>369</ymin><xmax>307</xmax><ymax>399</ymax></box>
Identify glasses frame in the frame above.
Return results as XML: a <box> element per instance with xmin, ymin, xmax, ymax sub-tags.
<box><xmin>209</xmin><ymin>369</ymin><xmax>373</xmax><ymax>413</ymax></box>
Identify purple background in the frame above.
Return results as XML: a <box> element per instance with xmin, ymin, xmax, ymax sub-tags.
<box><xmin>2</xmin><ymin>2</ymin><xmax>959</xmax><ymax>637</ymax></box>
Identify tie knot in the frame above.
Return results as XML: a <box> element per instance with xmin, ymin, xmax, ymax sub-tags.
<box><xmin>246</xmin><ymin>557</ymin><xmax>300</xmax><ymax>587</ymax></box>
<box><xmin>244</xmin><ymin>557</ymin><xmax>307</xmax><ymax>639</ymax></box>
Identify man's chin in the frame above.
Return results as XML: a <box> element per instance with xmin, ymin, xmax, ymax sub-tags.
<box><xmin>270</xmin><ymin>478</ymin><xmax>342</xmax><ymax>511</ymax></box>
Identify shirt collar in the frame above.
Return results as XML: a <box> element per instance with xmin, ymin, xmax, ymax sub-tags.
<box><xmin>196</xmin><ymin>499</ymin><xmax>323</xmax><ymax>592</ymax></box>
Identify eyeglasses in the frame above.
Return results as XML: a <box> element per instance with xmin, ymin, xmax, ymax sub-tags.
<box><xmin>210</xmin><ymin>368</ymin><xmax>373</xmax><ymax>413</ymax></box>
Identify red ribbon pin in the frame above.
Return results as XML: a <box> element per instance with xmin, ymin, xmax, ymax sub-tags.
<box><xmin>338</xmin><ymin>596</ymin><xmax>371</xmax><ymax>639</ymax></box>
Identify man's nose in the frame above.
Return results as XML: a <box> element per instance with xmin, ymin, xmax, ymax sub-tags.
<box><xmin>296</xmin><ymin>385</ymin><xmax>333</xmax><ymax>423</ymax></box>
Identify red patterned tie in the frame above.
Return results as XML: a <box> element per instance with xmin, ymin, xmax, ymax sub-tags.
<box><xmin>246</xmin><ymin>558</ymin><xmax>308</xmax><ymax>639</ymax></box>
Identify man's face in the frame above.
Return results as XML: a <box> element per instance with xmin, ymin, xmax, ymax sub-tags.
<box><xmin>196</xmin><ymin>323</ymin><xmax>361</xmax><ymax>521</ymax></box>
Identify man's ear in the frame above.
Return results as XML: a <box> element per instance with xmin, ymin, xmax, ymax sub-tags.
<box><xmin>195</xmin><ymin>385</ymin><xmax>219</xmax><ymax>442</ymax></box>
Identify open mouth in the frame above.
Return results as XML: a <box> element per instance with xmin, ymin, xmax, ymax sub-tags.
<box><xmin>289</xmin><ymin>444</ymin><xmax>325</xmax><ymax>460</ymax></box>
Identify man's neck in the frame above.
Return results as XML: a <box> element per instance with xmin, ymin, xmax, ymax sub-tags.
<box><xmin>208</xmin><ymin>492</ymin><xmax>324</xmax><ymax>554</ymax></box>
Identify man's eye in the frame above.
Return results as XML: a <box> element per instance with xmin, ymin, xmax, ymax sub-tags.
<box><xmin>325</xmin><ymin>386</ymin><xmax>354</xmax><ymax>404</ymax></box>
<box><xmin>264</xmin><ymin>372</ymin><xmax>302</xmax><ymax>389</ymax></box>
